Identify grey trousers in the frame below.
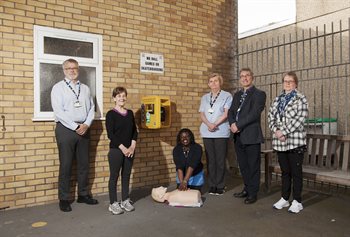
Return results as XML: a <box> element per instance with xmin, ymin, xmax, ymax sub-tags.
<box><xmin>55</xmin><ymin>122</ymin><xmax>90</xmax><ymax>200</ymax></box>
<box><xmin>203</xmin><ymin>138</ymin><xmax>228</xmax><ymax>190</ymax></box>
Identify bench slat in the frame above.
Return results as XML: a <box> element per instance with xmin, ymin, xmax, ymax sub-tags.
<box><xmin>325</xmin><ymin>138</ymin><xmax>334</xmax><ymax>169</ymax></box>
<box><xmin>318</xmin><ymin>138</ymin><xmax>325</xmax><ymax>167</ymax></box>
<box><xmin>310</xmin><ymin>138</ymin><xmax>317</xmax><ymax>166</ymax></box>
<box><xmin>334</xmin><ymin>140</ymin><xmax>342</xmax><ymax>169</ymax></box>
<box><xmin>342</xmin><ymin>141</ymin><xmax>350</xmax><ymax>171</ymax></box>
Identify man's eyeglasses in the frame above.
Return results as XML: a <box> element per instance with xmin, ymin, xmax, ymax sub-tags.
<box><xmin>283</xmin><ymin>80</ymin><xmax>295</xmax><ymax>84</ymax></box>
<box><xmin>240</xmin><ymin>74</ymin><xmax>251</xmax><ymax>79</ymax></box>
<box><xmin>64</xmin><ymin>67</ymin><xmax>79</xmax><ymax>71</ymax></box>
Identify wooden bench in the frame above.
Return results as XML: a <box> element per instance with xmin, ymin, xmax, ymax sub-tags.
<box><xmin>263</xmin><ymin>134</ymin><xmax>350</xmax><ymax>191</ymax></box>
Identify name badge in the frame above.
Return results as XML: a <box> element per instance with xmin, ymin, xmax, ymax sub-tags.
<box><xmin>74</xmin><ymin>101</ymin><xmax>81</xmax><ymax>108</ymax></box>
<box><xmin>208</xmin><ymin>108</ymin><xmax>214</xmax><ymax>114</ymax></box>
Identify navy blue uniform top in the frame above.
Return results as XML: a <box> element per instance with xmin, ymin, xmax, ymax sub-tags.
<box><xmin>173</xmin><ymin>143</ymin><xmax>203</xmax><ymax>176</ymax></box>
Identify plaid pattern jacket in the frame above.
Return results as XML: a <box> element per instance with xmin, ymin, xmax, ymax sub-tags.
<box><xmin>268</xmin><ymin>90</ymin><xmax>308</xmax><ymax>151</ymax></box>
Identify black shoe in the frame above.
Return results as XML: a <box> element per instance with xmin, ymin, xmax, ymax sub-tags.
<box><xmin>233</xmin><ymin>190</ymin><xmax>248</xmax><ymax>198</ymax></box>
<box><xmin>208</xmin><ymin>187</ymin><xmax>217</xmax><ymax>195</ymax></box>
<box><xmin>59</xmin><ymin>200</ymin><xmax>72</xmax><ymax>212</ymax></box>
<box><xmin>216</xmin><ymin>189</ymin><xmax>225</xmax><ymax>196</ymax></box>
<box><xmin>77</xmin><ymin>195</ymin><xmax>98</xmax><ymax>205</ymax></box>
<box><xmin>244</xmin><ymin>196</ymin><xmax>257</xmax><ymax>204</ymax></box>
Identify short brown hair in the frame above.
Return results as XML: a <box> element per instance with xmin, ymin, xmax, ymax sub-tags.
<box><xmin>282</xmin><ymin>71</ymin><xmax>298</xmax><ymax>87</ymax></box>
<box><xmin>112</xmin><ymin>86</ymin><xmax>128</xmax><ymax>97</ymax></box>
<box><xmin>239</xmin><ymin>68</ymin><xmax>254</xmax><ymax>77</ymax></box>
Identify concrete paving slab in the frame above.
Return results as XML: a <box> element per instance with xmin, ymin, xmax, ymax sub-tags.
<box><xmin>1</xmin><ymin>175</ymin><xmax>349</xmax><ymax>237</ymax></box>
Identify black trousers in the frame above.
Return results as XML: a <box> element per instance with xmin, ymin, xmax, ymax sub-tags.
<box><xmin>203</xmin><ymin>138</ymin><xmax>228</xmax><ymax>190</ymax></box>
<box><xmin>234</xmin><ymin>135</ymin><xmax>261</xmax><ymax>198</ymax></box>
<box><xmin>55</xmin><ymin>122</ymin><xmax>90</xmax><ymax>200</ymax></box>
<box><xmin>277</xmin><ymin>151</ymin><xmax>304</xmax><ymax>202</ymax></box>
<box><xmin>108</xmin><ymin>148</ymin><xmax>134</xmax><ymax>204</ymax></box>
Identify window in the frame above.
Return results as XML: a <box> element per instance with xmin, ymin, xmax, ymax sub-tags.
<box><xmin>238</xmin><ymin>0</ymin><xmax>296</xmax><ymax>38</ymax></box>
<box><xmin>33</xmin><ymin>25</ymin><xmax>103</xmax><ymax>120</ymax></box>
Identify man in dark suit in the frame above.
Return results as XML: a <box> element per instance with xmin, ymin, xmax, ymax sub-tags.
<box><xmin>228</xmin><ymin>68</ymin><xmax>266</xmax><ymax>204</ymax></box>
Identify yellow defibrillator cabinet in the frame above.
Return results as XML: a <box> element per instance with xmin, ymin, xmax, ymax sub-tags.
<box><xmin>141</xmin><ymin>96</ymin><xmax>171</xmax><ymax>129</ymax></box>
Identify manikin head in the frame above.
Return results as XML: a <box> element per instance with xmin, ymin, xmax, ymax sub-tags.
<box><xmin>151</xmin><ymin>186</ymin><xmax>168</xmax><ymax>202</ymax></box>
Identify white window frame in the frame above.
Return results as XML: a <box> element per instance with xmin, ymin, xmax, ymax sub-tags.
<box><xmin>33</xmin><ymin>25</ymin><xmax>103</xmax><ymax>121</ymax></box>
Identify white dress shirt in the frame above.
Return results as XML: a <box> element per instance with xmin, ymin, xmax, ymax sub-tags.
<box><xmin>51</xmin><ymin>79</ymin><xmax>95</xmax><ymax>130</ymax></box>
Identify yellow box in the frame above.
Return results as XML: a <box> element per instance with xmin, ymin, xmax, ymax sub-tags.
<box><xmin>141</xmin><ymin>96</ymin><xmax>171</xmax><ymax>129</ymax></box>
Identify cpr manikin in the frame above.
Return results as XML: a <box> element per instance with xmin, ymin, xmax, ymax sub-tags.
<box><xmin>151</xmin><ymin>186</ymin><xmax>203</xmax><ymax>207</ymax></box>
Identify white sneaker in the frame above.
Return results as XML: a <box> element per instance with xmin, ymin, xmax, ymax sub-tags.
<box><xmin>108</xmin><ymin>202</ymin><xmax>124</xmax><ymax>215</ymax></box>
<box><xmin>120</xmin><ymin>199</ymin><xmax>135</xmax><ymax>212</ymax></box>
<box><xmin>288</xmin><ymin>200</ymin><xmax>303</xmax><ymax>213</ymax></box>
<box><xmin>273</xmin><ymin>197</ymin><xmax>290</xmax><ymax>210</ymax></box>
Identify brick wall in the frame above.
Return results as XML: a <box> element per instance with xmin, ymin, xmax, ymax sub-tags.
<box><xmin>0</xmin><ymin>0</ymin><xmax>237</xmax><ymax>209</ymax></box>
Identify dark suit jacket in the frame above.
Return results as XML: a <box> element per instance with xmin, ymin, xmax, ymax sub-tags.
<box><xmin>228</xmin><ymin>86</ymin><xmax>266</xmax><ymax>145</ymax></box>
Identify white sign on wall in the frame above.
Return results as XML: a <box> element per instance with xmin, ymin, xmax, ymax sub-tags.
<box><xmin>140</xmin><ymin>52</ymin><xmax>164</xmax><ymax>74</ymax></box>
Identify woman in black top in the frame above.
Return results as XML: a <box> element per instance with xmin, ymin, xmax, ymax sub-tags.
<box><xmin>106</xmin><ymin>87</ymin><xmax>138</xmax><ymax>215</ymax></box>
<box><xmin>173</xmin><ymin>128</ymin><xmax>204</xmax><ymax>191</ymax></box>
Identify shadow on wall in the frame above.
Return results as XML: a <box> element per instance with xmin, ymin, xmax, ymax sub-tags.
<box><xmin>60</xmin><ymin>120</ymin><xmax>104</xmax><ymax>200</ymax></box>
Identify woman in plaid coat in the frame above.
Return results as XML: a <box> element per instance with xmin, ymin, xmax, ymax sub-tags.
<box><xmin>268</xmin><ymin>71</ymin><xmax>308</xmax><ymax>214</ymax></box>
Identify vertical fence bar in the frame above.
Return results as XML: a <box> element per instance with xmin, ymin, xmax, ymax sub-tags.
<box><xmin>271</xmin><ymin>37</ymin><xmax>274</xmax><ymax>74</ymax></box>
<box><xmin>302</xmin><ymin>29</ymin><xmax>305</xmax><ymax>68</ymax></box>
<box><xmin>324</xmin><ymin>24</ymin><xmax>327</xmax><ymax>67</ymax></box>
<box><xmin>339</xmin><ymin>20</ymin><xmax>342</xmax><ymax>63</ymax></box>
<box><xmin>313</xmin><ymin>88</ymin><xmax>317</xmax><ymax>133</ymax></box>
<box><xmin>321</xmin><ymin>84</ymin><xmax>324</xmax><ymax>133</ymax></box>
<box><xmin>289</xmin><ymin>33</ymin><xmax>292</xmax><ymax>70</ymax></box>
<box><xmin>346</xmin><ymin>66</ymin><xmax>349</xmax><ymax>135</ymax></box>
<box><xmin>277</xmin><ymin>36</ymin><xmax>280</xmax><ymax>72</ymax></box>
<box><xmin>331</xmin><ymin>22</ymin><xmax>334</xmax><ymax>65</ymax></box>
<box><xmin>266</xmin><ymin>39</ymin><xmax>269</xmax><ymax>75</ymax></box>
<box><xmin>283</xmin><ymin>34</ymin><xmax>286</xmax><ymax>71</ymax></box>
<box><xmin>255</xmin><ymin>41</ymin><xmax>258</xmax><ymax>72</ymax></box>
<box><xmin>296</xmin><ymin>30</ymin><xmax>299</xmax><ymax>70</ymax></box>
<box><xmin>316</xmin><ymin>26</ymin><xmax>319</xmax><ymax>66</ymax></box>
<box><xmin>336</xmin><ymin>66</ymin><xmax>339</xmax><ymax>134</ymax></box>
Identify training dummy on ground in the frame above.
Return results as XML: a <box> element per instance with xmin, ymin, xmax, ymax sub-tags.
<box><xmin>151</xmin><ymin>186</ymin><xmax>203</xmax><ymax>207</ymax></box>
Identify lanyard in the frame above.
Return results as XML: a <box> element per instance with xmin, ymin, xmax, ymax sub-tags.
<box><xmin>236</xmin><ymin>90</ymin><xmax>247</xmax><ymax>121</ymax></box>
<box><xmin>64</xmin><ymin>80</ymin><xmax>80</xmax><ymax>101</ymax></box>
<box><xmin>210</xmin><ymin>90</ymin><xmax>221</xmax><ymax>108</ymax></box>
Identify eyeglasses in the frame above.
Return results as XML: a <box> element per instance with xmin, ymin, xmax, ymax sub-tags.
<box><xmin>240</xmin><ymin>74</ymin><xmax>251</xmax><ymax>79</ymax></box>
<box><xmin>64</xmin><ymin>67</ymin><xmax>79</xmax><ymax>71</ymax></box>
<box><xmin>283</xmin><ymin>80</ymin><xmax>295</xmax><ymax>84</ymax></box>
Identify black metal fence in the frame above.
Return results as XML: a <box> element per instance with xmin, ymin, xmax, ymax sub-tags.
<box><xmin>238</xmin><ymin>18</ymin><xmax>350</xmax><ymax>142</ymax></box>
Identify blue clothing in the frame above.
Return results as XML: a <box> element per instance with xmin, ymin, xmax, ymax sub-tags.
<box><xmin>176</xmin><ymin>170</ymin><xmax>204</xmax><ymax>186</ymax></box>
<box><xmin>51</xmin><ymin>79</ymin><xmax>95</xmax><ymax>130</ymax></box>
<box><xmin>199</xmin><ymin>90</ymin><xmax>232</xmax><ymax>138</ymax></box>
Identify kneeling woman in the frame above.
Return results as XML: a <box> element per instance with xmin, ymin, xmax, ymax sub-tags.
<box><xmin>173</xmin><ymin>128</ymin><xmax>204</xmax><ymax>191</ymax></box>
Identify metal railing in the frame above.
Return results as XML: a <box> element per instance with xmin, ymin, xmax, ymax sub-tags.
<box><xmin>238</xmin><ymin>18</ymin><xmax>350</xmax><ymax>140</ymax></box>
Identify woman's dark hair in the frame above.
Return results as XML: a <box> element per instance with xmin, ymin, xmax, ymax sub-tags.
<box><xmin>112</xmin><ymin>86</ymin><xmax>127</xmax><ymax>97</ymax></box>
<box><xmin>176</xmin><ymin>128</ymin><xmax>195</xmax><ymax>145</ymax></box>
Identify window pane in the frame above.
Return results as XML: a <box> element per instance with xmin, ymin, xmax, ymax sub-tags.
<box><xmin>44</xmin><ymin>37</ymin><xmax>93</xmax><ymax>58</ymax></box>
<box><xmin>40</xmin><ymin>63</ymin><xmax>96</xmax><ymax>112</ymax></box>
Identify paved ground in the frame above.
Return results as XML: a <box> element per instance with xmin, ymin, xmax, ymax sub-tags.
<box><xmin>1</xmin><ymin>175</ymin><xmax>350</xmax><ymax>237</ymax></box>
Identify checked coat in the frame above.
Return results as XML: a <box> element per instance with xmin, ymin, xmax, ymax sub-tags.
<box><xmin>268</xmin><ymin>90</ymin><xmax>308</xmax><ymax>151</ymax></box>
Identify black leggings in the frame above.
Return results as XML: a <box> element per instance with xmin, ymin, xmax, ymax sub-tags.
<box><xmin>277</xmin><ymin>151</ymin><xmax>304</xmax><ymax>202</ymax></box>
<box><xmin>108</xmin><ymin>148</ymin><xmax>134</xmax><ymax>204</ymax></box>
